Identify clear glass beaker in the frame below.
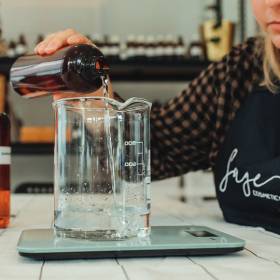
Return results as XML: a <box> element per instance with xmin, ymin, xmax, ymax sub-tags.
<box><xmin>53</xmin><ymin>97</ymin><xmax>151</xmax><ymax>240</ymax></box>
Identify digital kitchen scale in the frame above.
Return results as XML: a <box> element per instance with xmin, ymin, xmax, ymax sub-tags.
<box><xmin>17</xmin><ymin>226</ymin><xmax>245</xmax><ymax>260</ymax></box>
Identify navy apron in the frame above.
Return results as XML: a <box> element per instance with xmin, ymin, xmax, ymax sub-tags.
<box><xmin>214</xmin><ymin>86</ymin><xmax>280</xmax><ymax>234</ymax></box>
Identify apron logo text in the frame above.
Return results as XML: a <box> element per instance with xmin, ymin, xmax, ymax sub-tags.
<box><xmin>219</xmin><ymin>148</ymin><xmax>280</xmax><ymax>198</ymax></box>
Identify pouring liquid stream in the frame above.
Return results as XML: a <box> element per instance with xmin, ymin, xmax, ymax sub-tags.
<box><xmin>102</xmin><ymin>76</ymin><xmax>116</xmax><ymax>199</ymax></box>
<box><xmin>101</xmin><ymin>76</ymin><xmax>125</xmax><ymax>237</ymax></box>
<box><xmin>101</xmin><ymin>77</ymin><xmax>150</xmax><ymax>238</ymax></box>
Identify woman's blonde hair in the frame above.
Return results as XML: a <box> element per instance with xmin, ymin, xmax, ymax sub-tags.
<box><xmin>263</xmin><ymin>34</ymin><xmax>280</xmax><ymax>92</ymax></box>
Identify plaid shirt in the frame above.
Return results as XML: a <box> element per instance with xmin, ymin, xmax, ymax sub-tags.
<box><xmin>151</xmin><ymin>37</ymin><xmax>264</xmax><ymax>180</ymax></box>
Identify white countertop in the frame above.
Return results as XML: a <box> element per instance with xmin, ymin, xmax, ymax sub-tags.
<box><xmin>1</xmin><ymin>178</ymin><xmax>280</xmax><ymax>280</ymax></box>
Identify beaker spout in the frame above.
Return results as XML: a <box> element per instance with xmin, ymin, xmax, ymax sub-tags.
<box><xmin>118</xmin><ymin>97</ymin><xmax>152</xmax><ymax>111</ymax></box>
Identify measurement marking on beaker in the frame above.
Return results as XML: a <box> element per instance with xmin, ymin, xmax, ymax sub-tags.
<box><xmin>125</xmin><ymin>162</ymin><xmax>137</xmax><ymax>167</ymax></box>
<box><xmin>125</xmin><ymin>141</ymin><xmax>137</xmax><ymax>146</ymax></box>
<box><xmin>124</xmin><ymin>141</ymin><xmax>144</xmax><ymax>176</ymax></box>
<box><xmin>137</xmin><ymin>142</ymin><xmax>144</xmax><ymax>176</ymax></box>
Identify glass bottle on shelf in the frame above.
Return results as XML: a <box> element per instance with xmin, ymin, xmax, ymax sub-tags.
<box><xmin>135</xmin><ymin>35</ymin><xmax>145</xmax><ymax>61</ymax></box>
<box><xmin>154</xmin><ymin>35</ymin><xmax>164</xmax><ymax>61</ymax></box>
<box><xmin>126</xmin><ymin>34</ymin><xmax>136</xmax><ymax>61</ymax></box>
<box><xmin>145</xmin><ymin>35</ymin><xmax>156</xmax><ymax>61</ymax></box>
<box><xmin>7</xmin><ymin>41</ymin><xmax>16</xmax><ymax>58</ymax></box>
<box><xmin>188</xmin><ymin>34</ymin><xmax>206</xmax><ymax>60</ymax></box>
<box><xmin>16</xmin><ymin>34</ymin><xmax>28</xmax><ymax>56</ymax></box>
<box><xmin>164</xmin><ymin>34</ymin><xmax>175</xmax><ymax>61</ymax></box>
<box><xmin>108</xmin><ymin>35</ymin><xmax>121</xmax><ymax>61</ymax></box>
<box><xmin>174</xmin><ymin>36</ymin><xmax>186</xmax><ymax>61</ymax></box>
<box><xmin>35</xmin><ymin>34</ymin><xmax>44</xmax><ymax>46</ymax></box>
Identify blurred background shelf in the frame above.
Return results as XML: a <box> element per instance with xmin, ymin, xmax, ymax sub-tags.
<box><xmin>109</xmin><ymin>59</ymin><xmax>210</xmax><ymax>81</ymax></box>
<box><xmin>0</xmin><ymin>57</ymin><xmax>16</xmax><ymax>77</ymax></box>
<box><xmin>12</xmin><ymin>143</ymin><xmax>54</xmax><ymax>155</ymax></box>
<box><xmin>0</xmin><ymin>56</ymin><xmax>209</xmax><ymax>82</ymax></box>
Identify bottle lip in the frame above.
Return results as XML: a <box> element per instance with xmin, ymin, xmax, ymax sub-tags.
<box><xmin>94</xmin><ymin>57</ymin><xmax>110</xmax><ymax>73</ymax></box>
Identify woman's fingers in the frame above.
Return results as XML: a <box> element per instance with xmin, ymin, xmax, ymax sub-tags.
<box><xmin>43</xmin><ymin>29</ymin><xmax>76</xmax><ymax>54</ymax></box>
<box><xmin>34</xmin><ymin>29</ymin><xmax>90</xmax><ymax>55</ymax></box>
<box><xmin>34</xmin><ymin>33</ymin><xmax>56</xmax><ymax>54</ymax></box>
<box><xmin>67</xmin><ymin>34</ymin><xmax>93</xmax><ymax>45</ymax></box>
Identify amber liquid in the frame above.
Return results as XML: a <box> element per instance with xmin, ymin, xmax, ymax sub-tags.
<box><xmin>0</xmin><ymin>190</ymin><xmax>10</xmax><ymax>228</ymax></box>
<box><xmin>0</xmin><ymin>114</ymin><xmax>10</xmax><ymax>228</ymax></box>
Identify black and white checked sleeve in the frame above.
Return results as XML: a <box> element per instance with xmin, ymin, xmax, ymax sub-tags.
<box><xmin>150</xmin><ymin>38</ymin><xmax>262</xmax><ymax>180</ymax></box>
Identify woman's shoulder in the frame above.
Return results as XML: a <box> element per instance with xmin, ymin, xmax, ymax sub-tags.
<box><xmin>231</xmin><ymin>37</ymin><xmax>262</xmax><ymax>53</ymax></box>
<box><xmin>220</xmin><ymin>37</ymin><xmax>263</xmax><ymax>74</ymax></box>
<box><xmin>187</xmin><ymin>37</ymin><xmax>263</xmax><ymax>99</ymax></box>
<box><xmin>232</xmin><ymin>36</ymin><xmax>262</xmax><ymax>59</ymax></box>
<box><xmin>204</xmin><ymin>37</ymin><xmax>263</xmax><ymax>92</ymax></box>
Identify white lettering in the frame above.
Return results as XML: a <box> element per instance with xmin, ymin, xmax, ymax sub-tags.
<box><xmin>125</xmin><ymin>162</ymin><xmax>137</xmax><ymax>167</ymax></box>
<box><xmin>219</xmin><ymin>148</ymin><xmax>280</xmax><ymax>198</ymax></box>
<box><xmin>253</xmin><ymin>190</ymin><xmax>280</xmax><ymax>202</ymax></box>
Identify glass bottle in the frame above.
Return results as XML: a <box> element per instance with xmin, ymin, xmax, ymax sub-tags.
<box><xmin>0</xmin><ymin>113</ymin><xmax>10</xmax><ymax>228</ymax></box>
<box><xmin>10</xmin><ymin>44</ymin><xmax>109</xmax><ymax>98</ymax></box>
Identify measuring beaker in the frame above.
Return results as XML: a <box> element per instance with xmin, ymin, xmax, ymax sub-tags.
<box><xmin>53</xmin><ymin>97</ymin><xmax>151</xmax><ymax>240</ymax></box>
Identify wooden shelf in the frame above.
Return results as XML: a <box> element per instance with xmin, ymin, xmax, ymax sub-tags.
<box><xmin>12</xmin><ymin>143</ymin><xmax>54</xmax><ymax>155</ymax></box>
<box><xmin>109</xmin><ymin>59</ymin><xmax>209</xmax><ymax>81</ymax></box>
<box><xmin>0</xmin><ymin>56</ymin><xmax>17</xmax><ymax>77</ymax></box>
<box><xmin>0</xmin><ymin>56</ymin><xmax>209</xmax><ymax>81</ymax></box>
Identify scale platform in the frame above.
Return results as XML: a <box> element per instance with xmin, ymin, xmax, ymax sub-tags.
<box><xmin>17</xmin><ymin>226</ymin><xmax>245</xmax><ymax>260</ymax></box>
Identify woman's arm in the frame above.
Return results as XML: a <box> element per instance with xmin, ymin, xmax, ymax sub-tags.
<box><xmin>150</xmin><ymin>63</ymin><xmax>218</xmax><ymax>180</ymax></box>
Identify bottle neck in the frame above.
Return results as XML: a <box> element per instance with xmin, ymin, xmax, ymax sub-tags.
<box><xmin>63</xmin><ymin>45</ymin><xmax>110</xmax><ymax>92</ymax></box>
<box><xmin>69</xmin><ymin>52</ymin><xmax>109</xmax><ymax>78</ymax></box>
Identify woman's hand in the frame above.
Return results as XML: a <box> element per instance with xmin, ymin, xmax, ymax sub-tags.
<box><xmin>34</xmin><ymin>29</ymin><xmax>113</xmax><ymax>100</ymax></box>
<box><xmin>34</xmin><ymin>28</ymin><xmax>93</xmax><ymax>55</ymax></box>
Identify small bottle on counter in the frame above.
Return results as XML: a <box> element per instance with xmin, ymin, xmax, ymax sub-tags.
<box><xmin>0</xmin><ymin>113</ymin><xmax>11</xmax><ymax>228</ymax></box>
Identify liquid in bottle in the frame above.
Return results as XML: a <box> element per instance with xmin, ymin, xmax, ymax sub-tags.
<box><xmin>10</xmin><ymin>44</ymin><xmax>109</xmax><ymax>98</ymax></box>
